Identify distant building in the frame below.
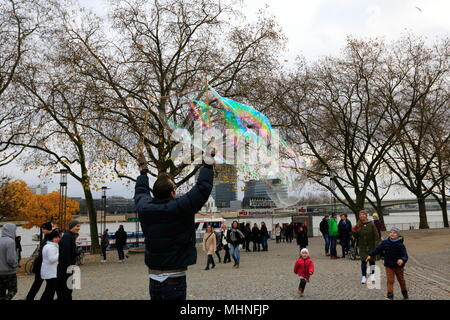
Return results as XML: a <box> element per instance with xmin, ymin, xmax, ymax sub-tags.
<box><xmin>211</xmin><ymin>164</ymin><xmax>238</xmax><ymax>208</ymax></box>
<box><xmin>31</xmin><ymin>184</ymin><xmax>48</xmax><ymax>195</ymax></box>
<box><xmin>200</xmin><ymin>196</ymin><xmax>218</xmax><ymax>213</ymax></box>
<box><xmin>73</xmin><ymin>197</ymin><xmax>136</xmax><ymax>215</ymax></box>
<box><xmin>242</xmin><ymin>179</ymin><xmax>288</xmax><ymax>208</ymax></box>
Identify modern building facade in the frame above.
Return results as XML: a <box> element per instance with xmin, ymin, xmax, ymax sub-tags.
<box><xmin>211</xmin><ymin>164</ymin><xmax>238</xmax><ymax>208</ymax></box>
<box><xmin>242</xmin><ymin>179</ymin><xmax>288</xmax><ymax>208</ymax></box>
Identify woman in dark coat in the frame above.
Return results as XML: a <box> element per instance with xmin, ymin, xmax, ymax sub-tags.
<box><xmin>296</xmin><ymin>224</ymin><xmax>308</xmax><ymax>251</ymax></box>
<box><xmin>338</xmin><ymin>214</ymin><xmax>352</xmax><ymax>258</ymax></box>
<box><xmin>355</xmin><ymin>211</ymin><xmax>380</xmax><ymax>284</ymax></box>
<box><xmin>251</xmin><ymin>223</ymin><xmax>261</xmax><ymax>252</ymax></box>
<box><xmin>260</xmin><ymin>222</ymin><xmax>269</xmax><ymax>251</ymax></box>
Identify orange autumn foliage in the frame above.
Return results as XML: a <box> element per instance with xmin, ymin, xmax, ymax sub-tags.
<box><xmin>0</xmin><ymin>179</ymin><xmax>34</xmax><ymax>220</ymax></box>
<box><xmin>23</xmin><ymin>191</ymin><xmax>80</xmax><ymax>229</ymax></box>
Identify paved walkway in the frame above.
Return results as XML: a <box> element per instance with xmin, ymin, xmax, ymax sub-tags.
<box><xmin>14</xmin><ymin>229</ymin><xmax>450</xmax><ymax>300</ymax></box>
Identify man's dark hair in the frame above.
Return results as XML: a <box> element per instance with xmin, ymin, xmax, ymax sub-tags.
<box><xmin>152</xmin><ymin>173</ymin><xmax>175</xmax><ymax>199</ymax></box>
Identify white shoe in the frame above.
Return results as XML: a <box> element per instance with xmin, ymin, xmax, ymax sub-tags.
<box><xmin>361</xmin><ymin>276</ymin><xmax>367</xmax><ymax>284</ymax></box>
<box><xmin>101</xmin><ymin>260</ymin><xmax>106</xmax><ymax>263</ymax></box>
<box><xmin>369</xmin><ymin>274</ymin><xmax>375</xmax><ymax>284</ymax></box>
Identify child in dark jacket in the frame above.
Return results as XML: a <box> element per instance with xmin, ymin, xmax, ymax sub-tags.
<box><xmin>293</xmin><ymin>248</ymin><xmax>314</xmax><ymax>297</ymax></box>
<box><xmin>366</xmin><ymin>227</ymin><xmax>408</xmax><ymax>300</ymax></box>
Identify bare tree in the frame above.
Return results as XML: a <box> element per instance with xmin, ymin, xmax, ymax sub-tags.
<box><xmin>384</xmin><ymin>37</ymin><xmax>449</xmax><ymax>229</ymax></box>
<box><xmin>55</xmin><ymin>0</ymin><xmax>285</xmax><ymax>187</ymax></box>
<box><xmin>0</xmin><ymin>0</ymin><xmax>40</xmax><ymax>166</ymax></box>
<box><xmin>276</xmin><ymin>37</ymin><xmax>423</xmax><ymax>217</ymax></box>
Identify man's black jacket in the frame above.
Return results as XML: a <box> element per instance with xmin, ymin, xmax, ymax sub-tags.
<box><xmin>134</xmin><ymin>166</ymin><xmax>213</xmax><ymax>271</ymax></box>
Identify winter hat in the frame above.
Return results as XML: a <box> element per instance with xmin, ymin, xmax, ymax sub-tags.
<box><xmin>48</xmin><ymin>230</ymin><xmax>60</xmax><ymax>241</ymax></box>
<box><xmin>390</xmin><ymin>226</ymin><xmax>400</xmax><ymax>235</ymax></box>
<box><xmin>300</xmin><ymin>248</ymin><xmax>309</xmax><ymax>255</ymax></box>
<box><xmin>68</xmin><ymin>220</ymin><xmax>80</xmax><ymax>230</ymax></box>
<box><xmin>372</xmin><ymin>213</ymin><xmax>379</xmax><ymax>219</ymax></box>
<box><xmin>41</xmin><ymin>222</ymin><xmax>53</xmax><ymax>231</ymax></box>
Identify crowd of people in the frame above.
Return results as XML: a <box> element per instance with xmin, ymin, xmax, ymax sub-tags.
<box><xmin>0</xmin><ymin>220</ymin><xmax>130</xmax><ymax>300</ymax></box>
<box><xmin>1</xmin><ymin>147</ymin><xmax>410</xmax><ymax>301</ymax></box>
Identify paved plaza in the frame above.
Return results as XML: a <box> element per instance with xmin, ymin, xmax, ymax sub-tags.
<box><xmin>14</xmin><ymin>229</ymin><xmax>450</xmax><ymax>300</ymax></box>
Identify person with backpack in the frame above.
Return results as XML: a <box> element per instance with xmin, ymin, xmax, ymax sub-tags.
<box><xmin>226</xmin><ymin>221</ymin><xmax>245</xmax><ymax>268</ymax></box>
<box><xmin>202</xmin><ymin>225</ymin><xmax>217</xmax><ymax>270</ymax></box>
<box><xmin>26</xmin><ymin>222</ymin><xmax>53</xmax><ymax>300</ymax></box>
<box><xmin>114</xmin><ymin>225</ymin><xmax>127</xmax><ymax>263</ymax></box>
<box><xmin>100</xmin><ymin>229</ymin><xmax>110</xmax><ymax>263</ymax></box>
<box><xmin>366</xmin><ymin>227</ymin><xmax>409</xmax><ymax>300</ymax></box>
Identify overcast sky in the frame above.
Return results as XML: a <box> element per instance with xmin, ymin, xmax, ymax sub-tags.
<box><xmin>3</xmin><ymin>0</ymin><xmax>449</xmax><ymax>199</ymax></box>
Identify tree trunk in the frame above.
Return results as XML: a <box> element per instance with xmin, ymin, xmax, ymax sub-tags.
<box><xmin>83</xmin><ymin>184</ymin><xmax>100</xmax><ymax>254</ymax></box>
<box><xmin>417</xmin><ymin>196</ymin><xmax>429</xmax><ymax>229</ymax></box>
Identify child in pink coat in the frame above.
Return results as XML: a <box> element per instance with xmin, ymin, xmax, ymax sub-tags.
<box><xmin>294</xmin><ymin>248</ymin><xmax>315</xmax><ymax>297</ymax></box>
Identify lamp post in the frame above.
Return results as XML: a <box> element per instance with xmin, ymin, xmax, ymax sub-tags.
<box><xmin>329</xmin><ymin>170</ymin><xmax>337</xmax><ymax>216</ymax></box>
<box><xmin>101</xmin><ymin>186</ymin><xmax>110</xmax><ymax>235</ymax></box>
<box><xmin>54</xmin><ymin>169</ymin><xmax>70</xmax><ymax>231</ymax></box>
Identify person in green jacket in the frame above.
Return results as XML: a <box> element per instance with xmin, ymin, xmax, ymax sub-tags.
<box><xmin>328</xmin><ymin>214</ymin><xmax>339</xmax><ymax>259</ymax></box>
<box><xmin>355</xmin><ymin>211</ymin><xmax>380</xmax><ymax>284</ymax></box>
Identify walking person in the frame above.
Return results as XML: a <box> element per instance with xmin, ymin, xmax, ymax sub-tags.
<box><xmin>135</xmin><ymin>149</ymin><xmax>214</xmax><ymax>300</ymax></box>
<box><xmin>220</xmin><ymin>224</ymin><xmax>231</xmax><ymax>264</ymax></box>
<box><xmin>15</xmin><ymin>236</ymin><xmax>22</xmax><ymax>268</ymax></box>
<box><xmin>227</xmin><ymin>221</ymin><xmax>245</xmax><ymax>268</ymax></box>
<box><xmin>26</xmin><ymin>222</ymin><xmax>53</xmax><ymax>300</ymax></box>
<box><xmin>293</xmin><ymin>248</ymin><xmax>314</xmax><ymax>297</ymax></box>
<box><xmin>202</xmin><ymin>225</ymin><xmax>217</xmax><ymax>270</ymax></box>
<box><xmin>287</xmin><ymin>223</ymin><xmax>294</xmax><ymax>243</ymax></box>
<box><xmin>319</xmin><ymin>215</ymin><xmax>330</xmax><ymax>256</ymax></box>
<box><xmin>274</xmin><ymin>224</ymin><xmax>282</xmax><ymax>243</ymax></box>
<box><xmin>40</xmin><ymin>230</ymin><xmax>60</xmax><ymax>300</ymax></box>
<box><xmin>0</xmin><ymin>223</ymin><xmax>18</xmax><ymax>300</ymax></box>
<box><xmin>260</xmin><ymin>222</ymin><xmax>269</xmax><ymax>251</ymax></box>
<box><xmin>243</xmin><ymin>223</ymin><xmax>252</xmax><ymax>252</ymax></box>
<box><xmin>338</xmin><ymin>214</ymin><xmax>352</xmax><ymax>258</ymax></box>
<box><xmin>100</xmin><ymin>229</ymin><xmax>109</xmax><ymax>262</ymax></box>
<box><xmin>355</xmin><ymin>211</ymin><xmax>380</xmax><ymax>284</ymax></box>
<box><xmin>296</xmin><ymin>223</ymin><xmax>308</xmax><ymax>251</ymax></box>
<box><xmin>114</xmin><ymin>225</ymin><xmax>127</xmax><ymax>263</ymax></box>
<box><xmin>56</xmin><ymin>220</ymin><xmax>80</xmax><ymax>300</ymax></box>
<box><xmin>328</xmin><ymin>214</ymin><xmax>340</xmax><ymax>259</ymax></box>
<box><xmin>214</xmin><ymin>229</ymin><xmax>222</xmax><ymax>263</ymax></box>
<box><xmin>251</xmin><ymin>223</ymin><xmax>261</xmax><ymax>252</ymax></box>
<box><xmin>366</xmin><ymin>227</ymin><xmax>409</xmax><ymax>300</ymax></box>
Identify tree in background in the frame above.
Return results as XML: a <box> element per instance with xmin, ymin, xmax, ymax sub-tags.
<box><xmin>23</xmin><ymin>191</ymin><xmax>80</xmax><ymax>229</ymax></box>
<box><xmin>0</xmin><ymin>177</ymin><xmax>33</xmax><ymax>220</ymax></box>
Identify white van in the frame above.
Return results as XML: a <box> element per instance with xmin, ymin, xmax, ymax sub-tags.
<box><xmin>195</xmin><ymin>217</ymin><xmax>225</xmax><ymax>243</ymax></box>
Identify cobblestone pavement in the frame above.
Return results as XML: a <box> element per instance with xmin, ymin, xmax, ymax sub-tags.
<box><xmin>14</xmin><ymin>235</ymin><xmax>450</xmax><ymax>300</ymax></box>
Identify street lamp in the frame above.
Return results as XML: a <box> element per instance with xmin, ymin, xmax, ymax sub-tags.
<box><xmin>101</xmin><ymin>186</ymin><xmax>110</xmax><ymax>235</ymax></box>
<box><xmin>54</xmin><ymin>169</ymin><xmax>70</xmax><ymax>231</ymax></box>
<box><xmin>328</xmin><ymin>169</ymin><xmax>337</xmax><ymax>216</ymax></box>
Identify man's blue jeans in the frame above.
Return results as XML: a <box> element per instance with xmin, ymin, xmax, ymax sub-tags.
<box><xmin>149</xmin><ymin>276</ymin><xmax>186</xmax><ymax>300</ymax></box>
<box><xmin>329</xmin><ymin>236</ymin><xmax>337</xmax><ymax>257</ymax></box>
<box><xmin>322</xmin><ymin>234</ymin><xmax>330</xmax><ymax>254</ymax></box>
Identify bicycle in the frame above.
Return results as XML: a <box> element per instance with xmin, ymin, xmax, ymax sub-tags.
<box><xmin>76</xmin><ymin>247</ymin><xmax>85</xmax><ymax>266</ymax></box>
<box><xmin>24</xmin><ymin>245</ymin><xmax>40</xmax><ymax>275</ymax></box>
